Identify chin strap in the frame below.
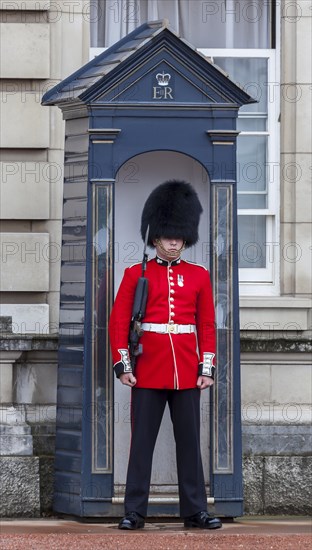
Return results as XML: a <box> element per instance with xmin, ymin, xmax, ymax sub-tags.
<box><xmin>155</xmin><ymin>239</ymin><xmax>186</xmax><ymax>258</ymax></box>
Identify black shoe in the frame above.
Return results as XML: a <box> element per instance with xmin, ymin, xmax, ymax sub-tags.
<box><xmin>118</xmin><ymin>511</ymin><xmax>145</xmax><ymax>530</ymax></box>
<box><xmin>184</xmin><ymin>511</ymin><xmax>222</xmax><ymax>529</ymax></box>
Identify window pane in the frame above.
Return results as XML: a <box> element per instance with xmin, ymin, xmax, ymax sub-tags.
<box><xmin>237</xmin><ymin>135</ymin><xmax>267</xmax><ymax>207</ymax></box>
<box><xmin>214</xmin><ymin>57</ymin><xmax>268</xmax><ymax>113</ymax></box>
<box><xmin>238</xmin><ymin>215</ymin><xmax>266</xmax><ymax>268</ymax></box>
<box><xmin>91</xmin><ymin>1</ymin><xmax>272</xmax><ymax>49</ymax></box>
<box><xmin>237</xmin><ymin>134</ymin><xmax>267</xmax><ymax>192</ymax></box>
<box><xmin>238</xmin><ymin>194</ymin><xmax>266</xmax><ymax>209</ymax></box>
<box><xmin>180</xmin><ymin>0</ymin><xmax>271</xmax><ymax>49</ymax></box>
<box><xmin>237</xmin><ymin>117</ymin><xmax>267</xmax><ymax>132</ymax></box>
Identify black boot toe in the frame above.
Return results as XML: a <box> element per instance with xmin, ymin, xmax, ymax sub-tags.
<box><xmin>118</xmin><ymin>511</ymin><xmax>145</xmax><ymax>530</ymax></box>
<box><xmin>184</xmin><ymin>511</ymin><xmax>222</xmax><ymax>529</ymax></box>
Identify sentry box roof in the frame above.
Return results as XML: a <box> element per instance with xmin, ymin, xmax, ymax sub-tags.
<box><xmin>42</xmin><ymin>19</ymin><xmax>255</xmax><ymax>109</ymax></box>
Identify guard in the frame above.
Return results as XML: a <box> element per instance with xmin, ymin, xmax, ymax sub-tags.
<box><xmin>109</xmin><ymin>180</ymin><xmax>222</xmax><ymax>530</ymax></box>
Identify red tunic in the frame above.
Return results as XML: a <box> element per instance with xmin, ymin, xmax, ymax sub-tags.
<box><xmin>109</xmin><ymin>256</ymin><xmax>216</xmax><ymax>390</ymax></box>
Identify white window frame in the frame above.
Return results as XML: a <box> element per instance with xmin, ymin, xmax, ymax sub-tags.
<box><xmin>200</xmin><ymin>48</ymin><xmax>280</xmax><ymax>296</ymax></box>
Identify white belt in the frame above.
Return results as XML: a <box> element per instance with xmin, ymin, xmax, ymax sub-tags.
<box><xmin>141</xmin><ymin>323</ymin><xmax>196</xmax><ymax>334</ymax></box>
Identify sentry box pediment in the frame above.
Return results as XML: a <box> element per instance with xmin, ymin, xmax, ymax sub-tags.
<box><xmin>42</xmin><ymin>19</ymin><xmax>254</xmax><ymax>110</ymax></box>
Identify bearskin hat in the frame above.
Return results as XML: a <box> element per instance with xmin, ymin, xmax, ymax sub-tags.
<box><xmin>141</xmin><ymin>180</ymin><xmax>203</xmax><ymax>248</ymax></box>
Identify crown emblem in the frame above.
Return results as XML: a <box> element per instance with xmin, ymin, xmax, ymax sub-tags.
<box><xmin>156</xmin><ymin>71</ymin><xmax>171</xmax><ymax>86</ymax></box>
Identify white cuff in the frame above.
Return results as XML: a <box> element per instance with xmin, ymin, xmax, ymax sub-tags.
<box><xmin>202</xmin><ymin>352</ymin><xmax>215</xmax><ymax>377</ymax></box>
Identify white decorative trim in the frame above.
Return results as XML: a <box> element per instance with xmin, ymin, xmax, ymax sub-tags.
<box><xmin>117</xmin><ymin>349</ymin><xmax>132</xmax><ymax>372</ymax></box>
<box><xmin>202</xmin><ymin>352</ymin><xmax>215</xmax><ymax>377</ymax></box>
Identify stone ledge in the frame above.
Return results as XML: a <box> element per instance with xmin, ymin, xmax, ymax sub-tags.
<box><xmin>242</xmin><ymin>424</ymin><xmax>312</xmax><ymax>456</ymax></box>
<box><xmin>240</xmin><ymin>297</ymin><xmax>312</xmax><ymax>308</ymax></box>
<box><xmin>0</xmin><ymin>335</ymin><xmax>58</xmax><ymax>352</ymax></box>
<box><xmin>240</xmin><ymin>338</ymin><xmax>312</xmax><ymax>353</ymax></box>
<box><xmin>1</xmin><ymin>335</ymin><xmax>311</xmax><ymax>354</ymax></box>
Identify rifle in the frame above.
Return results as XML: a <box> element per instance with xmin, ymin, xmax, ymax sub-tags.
<box><xmin>128</xmin><ymin>226</ymin><xmax>149</xmax><ymax>371</ymax></box>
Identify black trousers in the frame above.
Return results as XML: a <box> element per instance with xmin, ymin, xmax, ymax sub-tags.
<box><xmin>124</xmin><ymin>387</ymin><xmax>207</xmax><ymax>518</ymax></box>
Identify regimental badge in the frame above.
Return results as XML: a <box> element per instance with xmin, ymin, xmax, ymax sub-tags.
<box><xmin>177</xmin><ymin>274</ymin><xmax>184</xmax><ymax>287</ymax></box>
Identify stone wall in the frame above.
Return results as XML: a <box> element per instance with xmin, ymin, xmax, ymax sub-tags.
<box><xmin>240</xmin><ymin>333</ymin><xmax>312</xmax><ymax>515</ymax></box>
<box><xmin>0</xmin><ymin>335</ymin><xmax>57</xmax><ymax>517</ymax></box>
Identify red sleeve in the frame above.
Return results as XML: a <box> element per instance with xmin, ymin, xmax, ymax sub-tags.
<box><xmin>108</xmin><ymin>266</ymin><xmax>138</xmax><ymax>375</ymax></box>
<box><xmin>196</xmin><ymin>269</ymin><xmax>216</xmax><ymax>378</ymax></box>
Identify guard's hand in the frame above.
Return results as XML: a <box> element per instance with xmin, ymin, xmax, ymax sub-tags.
<box><xmin>197</xmin><ymin>375</ymin><xmax>214</xmax><ymax>390</ymax></box>
<box><xmin>119</xmin><ymin>372</ymin><xmax>137</xmax><ymax>387</ymax></box>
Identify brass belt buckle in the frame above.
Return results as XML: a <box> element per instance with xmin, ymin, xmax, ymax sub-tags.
<box><xmin>168</xmin><ymin>324</ymin><xmax>178</xmax><ymax>333</ymax></box>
